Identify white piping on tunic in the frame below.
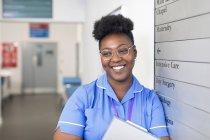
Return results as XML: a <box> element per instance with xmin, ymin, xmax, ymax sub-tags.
<box><xmin>96</xmin><ymin>81</ymin><xmax>144</xmax><ymax>93</ymax></box>
<box><xmin>149</xmin><ymin>125</ymin><xmax>167</xmax><ymax>130</ymax></box>
<box><xmin>96</xmin><ymin>83</ymin><xmax>106</xmax><ymax>89</ymax></box>
<box><xmin>58</xmin><ymin>121</ymin><xmax>85</xmax><ymax>127</ymax></box>
<box><xmin>134</xmin><ymin>88</ymin><xmax>143</xmax><ymax>93</ymax></box>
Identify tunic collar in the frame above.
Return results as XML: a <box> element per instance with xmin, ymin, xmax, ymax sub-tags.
<box><xmin>96</xmin><ymin>74</ymin><xmax>144</xmax><ymax>103</ymax></box>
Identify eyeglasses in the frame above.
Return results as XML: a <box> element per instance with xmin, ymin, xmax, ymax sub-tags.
<box><xmin>100</xmin><ymin>44</ymin><xmax>135</xmax><ymax>61</ymax></box>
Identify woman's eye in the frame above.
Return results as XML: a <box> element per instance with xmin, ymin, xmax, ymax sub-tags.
<box><xmin>118</xmin><ymin>48</ymin><xmax>128</xmax><ymax>54</ymax></box>
<box><xmin>102</xmin><ymin>51</ymin><xmax>112</xmax><ymax>57</ymax></box>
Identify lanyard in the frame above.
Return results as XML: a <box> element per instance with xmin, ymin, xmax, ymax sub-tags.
<box><xmin>110</xmin><ymin>97</ymin><xmax>134</xmax><ymax>121</ymax></box>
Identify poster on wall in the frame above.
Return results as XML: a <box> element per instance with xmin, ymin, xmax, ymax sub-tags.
<box><xmin>30</xmin><ymin>23</ymin><xmax>49</xmax><ymax>38</ymax></box>
<box><xmin>1</xmin><ymin>42</ymin><xmax>18</xmax><ymax>68</ymax></box>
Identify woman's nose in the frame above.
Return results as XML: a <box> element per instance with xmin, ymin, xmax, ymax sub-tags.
<box><xmin>110</xmin><ymin>50</ymin><xmax>122</xmax><ymax>62</ymax></box>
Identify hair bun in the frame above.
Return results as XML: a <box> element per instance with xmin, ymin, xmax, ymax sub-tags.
<box><xmin>92</xmin><ymin>14</ymin><xmax>134</xmax><ymax>41</ymax></box>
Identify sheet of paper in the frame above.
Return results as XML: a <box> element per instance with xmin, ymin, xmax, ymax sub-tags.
<box><xmin>102</xmin><ymin>117</ymin><xmax>160</xmax><ymax>140</ymax></box>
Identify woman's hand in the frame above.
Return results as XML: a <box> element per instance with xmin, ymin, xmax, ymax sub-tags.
<box><xmin>161</xmin><ymin>136</ymin><xmax>170</xmax><ymax>140</ymax></box>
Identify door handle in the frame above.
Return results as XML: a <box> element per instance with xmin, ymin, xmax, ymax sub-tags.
<box><xmin>33</xmin><ymin>55</ymin><xmax>37</xmax><ymax>66</ymax></box>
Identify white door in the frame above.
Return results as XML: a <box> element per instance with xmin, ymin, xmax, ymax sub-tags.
<box><xmin>22</xmin><ymin>42</ymin><xmax>57</xmax><ymax>94</ymax></box>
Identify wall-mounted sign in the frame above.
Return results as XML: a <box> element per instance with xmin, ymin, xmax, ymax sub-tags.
<box><xmin>2</xmin><ymin>42</ymin><xmax>18</xmax><ymax>68</ymax></box>
<box><xmin>3</xmin><ymin>0</ymin><xmax>52</xmax><ymax>18</ymax></box>
<box><xmin>30</xmin><ymin>23</ymin><xmax>49</xmax><ymax>38</ymax></box>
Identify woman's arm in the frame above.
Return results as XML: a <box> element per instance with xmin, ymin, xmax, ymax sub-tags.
<box><xmin>53</xmin><ymin>129</ymin><xmax>83</xmax><ymax>140</ymax></box>
<box><xmin>161</xmin><ymin>136</ymin><xmax>170</xmax><ymax>140</ymax></box>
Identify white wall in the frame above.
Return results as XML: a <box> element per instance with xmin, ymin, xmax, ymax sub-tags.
<box><xmin>53</xmin><ymin>0</ymin><xmax>86</xmax><ymax>22</ymax></box>
<box><xmin>76</xmin><ymin>24</ymin><xmax>83</xmax><ymax>77</ymax></box>
<box><xmin>1</xmin><ymin>21</ymin><xmax>80</xmax><ymax>94</ymax></box>
<box><xmin>83</xmin><ymin>0</ymin><xmax>154</xmax><ymax>88</ymax></box>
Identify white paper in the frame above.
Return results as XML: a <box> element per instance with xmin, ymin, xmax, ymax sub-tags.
<box><xmin>102</xmin><ymin>117</ymin><xmax>160</xmax><ymax>140</ymax></box>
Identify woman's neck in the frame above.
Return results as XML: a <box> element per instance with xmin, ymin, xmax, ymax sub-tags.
<box><xmin>108</xmin><ymin>77</ymin><xmax>133</xmax><ymax>102</ymax></box>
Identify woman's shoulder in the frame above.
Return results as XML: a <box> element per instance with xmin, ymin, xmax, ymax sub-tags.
<box><xmin>133</xmin><ymin>76</ymin><xmax>156</xmax><ymax>97</ymax></box>
<box><xmin>142</xmin><ymin>86</ymin><xmax>156</xmax><ymax>95</ymax></box>
<box><xmin>139</xmin><ymin>87</ymin><xmax>162</xmax><ymax>116</ymax></box>
<box><xmin>140</xmin><ymin>86</ymin><xmax>159</xmax><ymax>101</ymax></box>
<box><xmin>73</xmin><ymin>78</ymin><xmax>103</xmax><ymax>109</ymax></box>
<box><xmin>72</xmin><ymin>79</ymin><xmax>97</xmax><ymax>98</ymax></box>
<box><xmin>83</xmin><ymin>80</ymin><xmax>97</xmax><ymax>90</ymax></box>
<box><xmin>66</xmin><ymin>79</ymin><xmax>99</xmax><ymax>109</ymax></box>
<box><xmin>79</xmin><ymin>74</ymin><xmax>106</xmax><ymax>95</ymax></box>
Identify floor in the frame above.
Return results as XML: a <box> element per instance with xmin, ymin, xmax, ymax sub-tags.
<box><xmin>0</xmin><ymin>94</ymin><xmax>63</xmax><ymax>140</ymax></box>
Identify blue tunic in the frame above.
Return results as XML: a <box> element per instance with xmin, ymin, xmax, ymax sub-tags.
<box><xmin>57</xmin><ymin>74</ymin><xmax>169</xmax><ymax>139</ymax></box>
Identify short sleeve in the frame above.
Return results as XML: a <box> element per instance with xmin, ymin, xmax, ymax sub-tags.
<box><xmin>56</xmin><ymin>86</ymin><xmax>87</xmax><ymax>137</ymax></box>
<box><xmin>148</xmin><ymin>92</ymin><xmax>169</xmax><ymax>137</ymax></box>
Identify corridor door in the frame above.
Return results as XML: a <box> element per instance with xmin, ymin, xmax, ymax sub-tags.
<box><xmin>22</xmin><ymin>42</ymin><xmax>57</xmax><ymax>94</ymax></box>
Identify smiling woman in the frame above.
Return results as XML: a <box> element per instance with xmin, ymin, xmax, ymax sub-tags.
<box><xmin>53</xmin><ymin>14</ymin><xmax>170</xmax><ymax>140</ymax></box>
<box><xmin>99</xmin><ymin>33</ymin><xmax>136</xmax><ymax>95</ymax></box>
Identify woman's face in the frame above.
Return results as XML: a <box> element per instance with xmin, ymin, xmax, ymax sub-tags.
<box><xmin>100</xmin><ymin>33</ymin><xmax>137</xmax><ymax>83</ymax></box>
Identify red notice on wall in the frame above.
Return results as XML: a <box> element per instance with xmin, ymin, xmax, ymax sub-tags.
<box><xmin>2</xmin><ymin>42</ymin><xmax>18</xmax><ymax>68</ymax></box>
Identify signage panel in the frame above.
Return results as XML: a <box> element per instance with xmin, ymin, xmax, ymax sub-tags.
<box><xmin>165</xmin><ymin>116</ymin><xmax>209</xmax><ymax>140</ymax></box>
<box><xmin>3</xmin><ymin>0</ymin><xmax>52</xmax><ymax>18</ymax></box>
<box><xmin>159</xmin><ymin>95</ymin><xmax>210</xmax><ymax>138</ymax></box>
<box><xmin>155</xmin><ymin>60</ymin><xmax>210</xmax><ymax>88</ymax></box>
<box><xmin>30</xmin><ymin>23</ymin><xmax>49</xmax><ymax>38</ymax></box>
<box><xmin>155</xmin><ymin>0</ymin><xmax>210</xmax><ymax>25</ymax></box>
<box><xmin>155</xmin><ymin>1</ymin><xmax>210</xmax><ymax>138</ymax></box>
<box><xmin>155</xmin><ymin>77</ymin><xmax>210</xmax><ymax>113</ymax></box>
<box><xmin>155</xmin><ymin>39</ymin><xmax>210</xmax><ymax>63</ymax></box>
<box><xmin>155</xmin><ymin>14</ymin><xmax>210</xmax><ymax>42</ymax></box>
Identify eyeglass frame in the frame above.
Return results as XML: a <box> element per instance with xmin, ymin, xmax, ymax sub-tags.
<box><xmin>99</xmin><ymin>44</ymin><xmax>136</xmax><ymax>61</ymax></box>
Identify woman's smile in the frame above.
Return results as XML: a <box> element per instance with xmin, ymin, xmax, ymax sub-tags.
<box><xmin>112</xmin><ymin>65</ymin><xmax>124</xmax><ymax>71</ymax></box>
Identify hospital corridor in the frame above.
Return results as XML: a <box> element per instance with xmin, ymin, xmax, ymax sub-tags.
<box><xmin>0</xmin><ymin>0</ymin><xmax>210</xmax><ymax>140</ymax></box>
<box><xmin>0</xmin><ymin>94</ymin><xmax>62</xmax><ymax>140</ymax></box>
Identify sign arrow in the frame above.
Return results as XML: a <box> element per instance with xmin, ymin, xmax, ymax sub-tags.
<box><xmin>157</xmin><ymin>48</ymin><xmax>161</xmax><ymax>54</ymax></box>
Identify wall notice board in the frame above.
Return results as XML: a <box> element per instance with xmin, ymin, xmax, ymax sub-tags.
<box><xmin>1</xmin><ymin>42</ymin><xmax>18</xmax><ymax>68</ymax></box>
<box><xmin>3</xmin><ymin>0</ymin><xmax>52</xmax><ymax>18</ymax></box>
<box><xmin>154</xmin><ymin>0</ymin><xmax>210</xmax><ymax>139</ymax></box>
<box><xmin>30</xmin><ymin>23</ymin><xmax>49</xmax><ymax>38</ymax></box>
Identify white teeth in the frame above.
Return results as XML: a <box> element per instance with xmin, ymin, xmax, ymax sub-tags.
<box><xmin>113</xmin><ymin>66</ymin><xmax>124</xmax><ymax>70</ymax></box>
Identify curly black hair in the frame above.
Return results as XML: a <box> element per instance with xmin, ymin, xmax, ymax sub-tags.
<box><xmin>92</xmin><ymin>14</ymin><xmax>134</xmax><ymax>45</ymax></box>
